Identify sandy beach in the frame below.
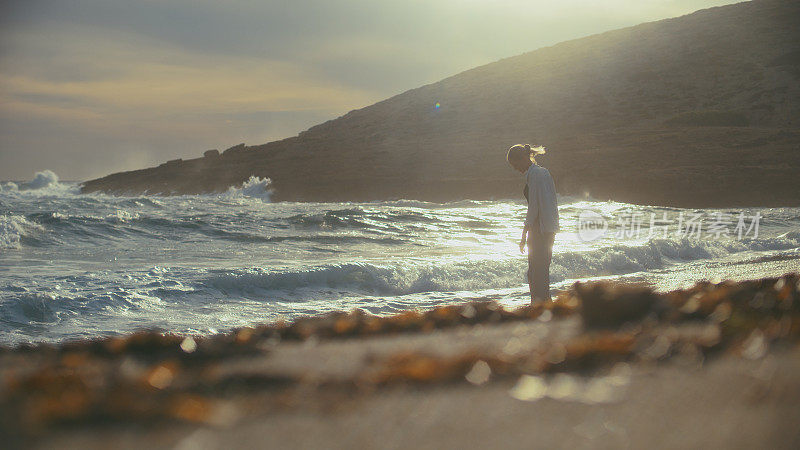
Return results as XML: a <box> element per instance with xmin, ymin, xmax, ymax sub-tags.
<box><xmin>3</xmin><ymin>273</ymin><xmax>799</xmax><ymax>449</ymax></box>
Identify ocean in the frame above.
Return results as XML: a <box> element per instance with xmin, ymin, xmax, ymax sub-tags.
<box><xmin>1</xmin><ymin>170</ymin><xmax>799</xmax><ymax>346</ymax></box>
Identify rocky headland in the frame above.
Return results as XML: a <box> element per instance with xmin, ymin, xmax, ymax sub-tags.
<box><xmin>81</xmin><ymin>0</ymin><xmax>800</xmax><ymax>207</ymax></box>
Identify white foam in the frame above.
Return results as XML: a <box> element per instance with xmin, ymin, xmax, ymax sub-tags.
<box><xmin>0</xmin><ymin>181</ymin><xmax>19</xmax><ymax>192</ymax></box>
<box><xmin>1</xmin><ymin>170</ymin><xmax>78</xmax><ymax>197</ymax></box>
<box><xmin>105</xmin><ymin>210</ymin><xmax>140</xmax><ymax>223</ymax></box>
<box><xmin>202</xmin><ymin>260</ymin><xmax>526</xmax><ymax>298</ymax></box>
<box><xmin>200</xmin><ymin>232</ymin><xmax>800</xmax><ymax>298</ymax></box>
<box><xmin>25</xmin><ymin>170</ymin><xmax>61</xmax><ymax>190</ymax></box>
<box><xmin>222</xmin><ymin>175</ymin><xmax>272</xmax><ymax>201</ymax></box>
<box><xmin>0</xmin><ymin>214</ymin><xmax>44</xmax><ymax>249</ymax></box>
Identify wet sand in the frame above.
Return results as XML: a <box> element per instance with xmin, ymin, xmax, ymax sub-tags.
<box><xmin>2</xmin><ymin>273</ymin><xmax>799</xmax><ymax>449</ymax></box>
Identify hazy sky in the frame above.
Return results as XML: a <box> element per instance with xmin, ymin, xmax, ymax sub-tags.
<box><xmin>0</xmin><ymin>0</ymin><xmax>740</xmax><ymax>181</ymax></box>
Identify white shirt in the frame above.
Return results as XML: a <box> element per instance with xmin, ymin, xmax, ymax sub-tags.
<box><xmin>525</xmin><ymin>164</ymin><xmax>560</xmax><ymax>233</ymax></box>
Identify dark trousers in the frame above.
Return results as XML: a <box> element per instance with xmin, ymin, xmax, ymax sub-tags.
<box><xmin>527</xmin><ymin>230</ymin><xmax>555</xmax><ymax>302</ymax></box>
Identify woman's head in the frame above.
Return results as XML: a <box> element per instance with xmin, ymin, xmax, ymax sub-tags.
<box><xmin>507</xmin><ymin>144</ymin><xmax>546</xmax><ymax>173</ymax></box>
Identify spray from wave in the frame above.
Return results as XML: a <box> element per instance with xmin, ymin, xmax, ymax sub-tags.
<box><xmin>2</xmin><ymin>170</ymin><xmax>271</xmax><ymax>202</ymax></box>
<box><xmin>223</xmin><ymin>175</ymin><xmax>272</xmax><ymax>201</ymax></box>
<box><xmin>0</xmin><ymin>170</ymin><xmax>78</xmax><ymax>196</ymax></box>
<box><xmin>26</xmin><ymin>170</ymin><xmax>61</xmax><ymax>190</ymax></box>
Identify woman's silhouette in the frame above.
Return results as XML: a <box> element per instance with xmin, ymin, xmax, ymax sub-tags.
<box><xmin>507</xmin><ymin>144</ymin><xmax>559</xmax><ymax>303</ymax></box>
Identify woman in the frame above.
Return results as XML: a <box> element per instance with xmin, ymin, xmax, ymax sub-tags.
<box><xmin>506</xmin><ymin>144</ymin><xmax>559</xmax><ymax>303</ymax></box>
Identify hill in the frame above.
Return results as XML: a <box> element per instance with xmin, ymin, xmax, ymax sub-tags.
<box><xmin>81</xmin><ymin>0</ymin><xmax>800</xmax><ymax>207</ymax></box>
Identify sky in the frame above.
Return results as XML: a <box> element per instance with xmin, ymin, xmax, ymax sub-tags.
<box><xmin>0</xmin><ymin>0</ymin><xmax>741</xmax><ymax>181</ymax></box>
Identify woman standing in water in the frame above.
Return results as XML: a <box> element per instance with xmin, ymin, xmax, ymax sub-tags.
<box><xmin>507</xmin><ymin>144</ymin><xmax>559</xmax><ymax>303</ymax></box>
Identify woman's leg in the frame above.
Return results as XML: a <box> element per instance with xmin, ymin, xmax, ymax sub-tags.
<box><xmin>528</xmin><ymin>230</ymin><xmax>555</xmax><ymax>303</ymax></box>
<box><xmin>526</xmin><ymin>243</ymin><xmax>536</xmax><ymax>303</ymax></box>
<box><xmin>539</xmin><ymin>232</ymin><xmax>555</xmax><ymax>301</ymax></box>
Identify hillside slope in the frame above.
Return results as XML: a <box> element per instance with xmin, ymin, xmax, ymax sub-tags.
<box><xmin>81</xmin><ymin>0</ymin><xmax>800</xmax><ymax>207</ymax></box>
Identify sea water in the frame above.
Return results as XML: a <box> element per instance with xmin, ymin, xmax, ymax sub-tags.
<box><xmin>1</xmin><ymin>170</ymin><xmax>799</xmax><ymax>345</ymax></box>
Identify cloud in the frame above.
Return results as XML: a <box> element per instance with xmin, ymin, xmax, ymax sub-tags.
<box><xmin>0</xmin><ymin>23</ymin><xmax>377</xmax><ymax>178</ymax></box>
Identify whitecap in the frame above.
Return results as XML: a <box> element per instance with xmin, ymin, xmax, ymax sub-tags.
<box><xmin>1</xmin><ymin>170</ymin><xmax>79</xmax><ymax>197</ymax></box>
<box><xmin>0</xmin><ymin>214</ymin><xmax>44</xmax><ymax>249</ymax></box>
<box><xmin>221</xmin><ymin>175</ymin><xmax>273</xmax><ymax>201</ymax></box>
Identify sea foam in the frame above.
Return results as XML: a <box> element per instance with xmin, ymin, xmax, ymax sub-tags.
<box><xmin>223</xmin><ymin>175</ymin><xmax>272</xmax><ymax>201</ymax></box>
<box><xmin>0</xmin><ymin>214</ymin><xmax>44</xmax><ymax>249</ymax></box>
<box><xmin>198</xmin><ymin>231</ymin><xmax>800</xmax><ymax>298</ymax></box>
<box><xmin>0</xmin><ymin>170</ymin><xmax>78</xmax><ymax>197</ymax></box>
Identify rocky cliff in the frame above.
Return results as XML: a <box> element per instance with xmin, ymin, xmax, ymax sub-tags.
<box><xmin>81</xmin><ymin>0</ymin><xmax>800</xmax><ymax>207</ymax></box>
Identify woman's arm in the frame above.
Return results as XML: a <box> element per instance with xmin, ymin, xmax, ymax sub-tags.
<box><xmin>524</xmin><ymin>169</ymin><xmax>539</xmax><ymax>241</ymax></box>
<box><xmin>520</xmin><ymin>224</ymin><xmax>528</xmax><ymax>253</ymax></box>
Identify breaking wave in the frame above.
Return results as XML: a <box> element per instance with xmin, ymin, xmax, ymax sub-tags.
<box><xmin>0</xmin><ymin>214</ymin><xmax>45</xmax><ymax>249</ymax></box>
<box><xmin>10</xmin><ymin>230</ymin><xmax>796</xmax><ymax>326</ymax></box>
<box><xmin>223</xmin><ymin>175</ymin><xmax>272</xmax><ymax>201</ymax></box>
<box><xmin>0</xmin><ymin>170</ymin><xmax>78</xmax><ymax>196</ymax></box>
<box><xmin>199</xmin><ymin>233</ymin><xmax>800</xmax><ymax>297</ymax></box>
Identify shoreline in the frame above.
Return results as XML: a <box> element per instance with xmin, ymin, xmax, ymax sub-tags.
<box><xmin>2</xmin><ymin>272</ymin><xmax>799</xmax><ymax>447</ymax></box>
